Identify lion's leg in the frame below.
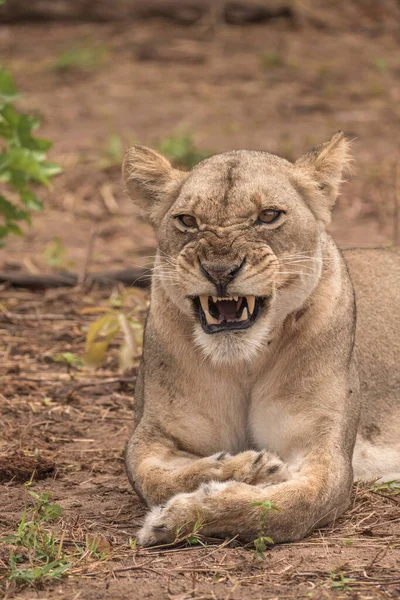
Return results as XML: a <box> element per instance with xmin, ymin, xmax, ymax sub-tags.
<box><xmin>125</xmin><ymin>425</ymin><xmax>289</xmax><ymax>507</ymax></box>
<box><xmin>138</xmin><ymin>451</ymin><xmax>352</xmax><ymax>546</ymax></box>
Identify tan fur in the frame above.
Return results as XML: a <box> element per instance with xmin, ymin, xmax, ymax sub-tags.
<box><xmin>122</xmin><ymin>134</ymin><xmax>400</xmax><ymax>547</ymax></box>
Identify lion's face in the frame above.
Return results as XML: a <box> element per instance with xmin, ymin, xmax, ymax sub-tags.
<box><xmin>155</xmin><ymin>152</ymin><xmax>323</xmax><ymax>362</ymax></box>
<box><xmin>123</xmin><ymin>135</ymin><xmax>350</xmax><ymax>363</ymax></box>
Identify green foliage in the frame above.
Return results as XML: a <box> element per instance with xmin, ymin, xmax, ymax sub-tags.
<box><xmin>158</xmin><ymin>131</ymin><xmax>210</xmax><ymax>169</ymax></box>
<box><xmin>52</xmin><ymin>352</ymin><xmax>83</xmax><ymax>369</ymax></box>
<box><xmin>251</xmin><ymin>500</ymin><xmax>279</xmax><ymax>557</ymax></box>
<box><xmin>1</xmin><ymin>491</ymin><xmax>71</xmax><ymax>586</ymax></box>
<box><xmin>173</xmin><ymin>516</ymin><xmax>207</xmax><ymax>548</ymax></box>
<box><xmin>253</xmin><ymin>536</ymin><xmax>274</xmax><ymax>558</ymax></box>
<box><xmin>251</xmin><ymin>499</ymin><xmax>280</xmax><ymax>523</ymax></box>
<box><xmin>43</xmin><ymin>236</ymin><xmax>66</xmax><ymax>266</ymax></box>
<box><xmin>51</xmin><ymin>45</ymin><xmax>109</xmax><ymax>73</ymax></box>
<box><xmin>99</xmin><ymin>134</ymin><xmax>124</xmax><ymax>170</ymax></box>
<box><xmin>328</xmin><ymin>572</ymin><xmax>356</xmax><ymax>591</ymax></box>
<box><xmin>0</xmin><ymin>67</ymin><xmax>60</xmax><ymax>244</ymax></box>
<box><xmin>373</xmin><ymin>479</ymin><xmax>400</xmax><ymax>495</ymax></box>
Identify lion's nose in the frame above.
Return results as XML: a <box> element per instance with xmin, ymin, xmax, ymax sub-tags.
<box><xmin>200</xmin><ymin>259</ymin><xmax>245</xmax><ymax>294</ymax></box>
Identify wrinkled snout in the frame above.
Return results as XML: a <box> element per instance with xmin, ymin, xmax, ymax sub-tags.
<box><xmin>199</xmin><ymin>259</ymin><xmax>245</xmax><ymax>297</ymax></box>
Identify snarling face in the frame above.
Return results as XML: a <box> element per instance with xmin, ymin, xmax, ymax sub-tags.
<box><xmin>124</xmin><ymin>134</ymin><xmax>350</xmax><ymax>363</ymax></box>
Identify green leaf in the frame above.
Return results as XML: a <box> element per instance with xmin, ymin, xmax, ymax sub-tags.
<box><xmin>0</xmin><ymin>68</ymin><xmax>61</xmax><ymax>243</ymax></box>
<box><xmin>19</xmin><ymin>188</ymin><xmax>43</xmax><ymax>211</ymax></box>
<box><xmin>5</xmin><ymin>221</ymin><xmax>23</xmax><ymax>235</ymax></box>
<box><xmin>53</xmin><ymin>352</ymin><xmax>83</xmax><ymax>368</ymax></box>
<box><xmin>253</xmin><ymin>535</ymin><xmax>274</xmax><ymax>556</ymax></box>
<box><xmin>0</xmin><ymin>68</ymin><xmax>18</xmax><ymax>103</ymax></box>
<box><xmin>40</xmin><ymin>160</ymin><xmax>62</xmax><ymax>178</ymax></box>
<box><xmin>0</xmin><ymin>194</ymin><xmax>30</xmax><ymax>222</ymax></box>
<box><xmin>1</xmin><ymin>102</ymin><xmax>20</xmax><ymax>129</ymax></box>
<box><xmin>42</xmin><ymin>502</ymin><xmax>62</xmax><ymax>520</ymax></box>
<box><xmin>44</xmin><ymin>237</ymin><xmax>66</xmax><ymax>266</ymax></box>
<box><xmin>17</xmin><ymin>114</ymin><xmax>52</xmax><ymax>151</ymax></box>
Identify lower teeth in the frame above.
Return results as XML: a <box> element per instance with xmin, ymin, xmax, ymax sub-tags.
<box><xmin>239</xmin><ymin>307</ymin><xmax>248</xmax><ymax>322</ymax></box>
<box><xmin>205</xmin><ymin>311</ymin><xmax>219</xmax><ymax>325</ymax></box>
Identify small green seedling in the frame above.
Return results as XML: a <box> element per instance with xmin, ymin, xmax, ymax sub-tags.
<box><xmin>328</xmin><ymin>572</ymin><xmax>356</xmax><ymax>591</ymax></box>
<box><xmin>251</xmin><ymin>499</ymin><xmax>279</xmax><ymax>557</ymax></box>
<box><xmin>1</xmin><ymin>491</ymin><xmax>71</xmax><ymax>586</ymax></box>
<box><xmin>43</xmin><ymin>237</ymin><xmax>66</xmax><ymax>267</ymax></box>
<box><xmin>158</xmin><ymin>131</ymin><xmax>211</xmax><ymax>169</ymax></box>
<box><xmin>52</xmin><ymin>45</ymin><xmax>109</xmax><ymax>73</ymax></box>
<box><xmin>253</xmin><ymin>536</ymin><xmax>274</xmax><ymax>559</ymax></box>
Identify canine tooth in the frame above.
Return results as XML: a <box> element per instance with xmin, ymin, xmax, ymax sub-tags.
<box><xmin>199</xmin><ymin>296</ymin><xmax>209</xmax><ymax>313</ymax></box>
<box><xmin>212</xmin><ymin>296</ymin><xmax>218</xmax><ymax>303</ymax></box>
<box><xmin>247</xmin><ymin>296</ymin><xmax>255</xmax><ymax>315</ymax></box>
<box><xmin>239</xmin><ymin>307</ymin><xmax>248</xmax><ymax>322</ymax></box>
<box><xmin>205</xmin><ymin>311</ymin><xmax>219</xmax><ymax>325</ymax></box>
<box><xmin>233</xmin><ymin>296</ymin><xmax>238</xmax><ymax>301</ymax></box>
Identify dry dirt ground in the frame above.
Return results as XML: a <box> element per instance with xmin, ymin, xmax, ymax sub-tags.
<box><xmin>0</xmin><ymin>12</ymin><xmax>400</xmax><ymax>600</ymax></box>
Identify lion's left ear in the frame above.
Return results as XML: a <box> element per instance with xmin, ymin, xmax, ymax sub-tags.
<box><xmin>293</xmin><ymin>131</ymin><xmax>352</xmax><ymax>224</ymax></box>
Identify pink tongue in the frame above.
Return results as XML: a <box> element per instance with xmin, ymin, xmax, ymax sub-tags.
<box><xmin>216</xmin><ymin>299</ymin><xmax>240</xmax><ymax>320</ymax></box>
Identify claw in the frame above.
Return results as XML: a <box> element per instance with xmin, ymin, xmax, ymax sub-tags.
<box><xmin>253</xmin><ymin>450</ymin><xmax>266</xmax><ymax>465</ymax></box>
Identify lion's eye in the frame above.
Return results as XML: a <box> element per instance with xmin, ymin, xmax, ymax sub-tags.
<box><xmin>177</xmin><ymin>215</ymin><xmax>198</xmax><ymax>228</ymax></box>
<box><xmin>257</xmin><ymin>209</ymin><xmax>282</xmax><ymax>224</ymax></box>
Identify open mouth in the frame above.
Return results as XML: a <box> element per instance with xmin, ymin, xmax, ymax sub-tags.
<box><xmin>193</xmin><ymin>295</ymin><xmax>265</xmax><ymax>334</ymax></box>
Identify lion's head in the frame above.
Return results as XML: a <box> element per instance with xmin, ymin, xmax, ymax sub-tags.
<box><xmin>123</xmin><ymin>133</ymin><xmax>351</xmax><ymax>364</ymax></box>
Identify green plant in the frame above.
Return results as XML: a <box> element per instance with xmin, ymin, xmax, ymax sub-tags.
<box><xmin>374</xmin><ymin>57</ymin><xmax>387</xmax><ymax>74</ymax></box>
<box><xmin>173</xmin><ymin>515</ymin><xmax>207</xmax><ymax>547</ymax></box>
<box><xmin>1</xmin><ymin>491</ymin><xmax>71</xmax><ymax>586</ymax></box>
<box><xmin>52</xmin><ymin>45</ymin><xmax>109</xmax><ymax>73</ymax></box>
<box><xmin>43</xmin><ymin>236</ymin><xmax>66</xmax><ymax>266</ymax></box>
<box><xmin>158</xmin><ymin>131</ymin><xmax>210</xmax><ymax>169</ymax></box>
<box><xmin>0</xmin><ymin>68</ymin><xmax>61</xmax><ymax>244</ymax></box>
<box><xmin>328</xmin><ymin>572</ymin><xmax>356</xmax><ymax>591</ymax></box>
<box><xmin>100</xmin><ymin>134</ymin><xmax>124</xmax><ymax>169</ymax></box>
<box><xmin>52</xmin><ymin>352</ymin><xmax>83</xmax><ymax>369</ymax></box>
<box><xmin>251</xmin><ymin>499</ymin><xmax>279</xmax><ymax>522</ymax></box>
<box><xmin>83</xmin><ymin>288</ymin><xmax>147</xmax><ymax>370</ymax></box>
<box><xmin>373</xmin><ymin>479</ymin><xmax>400</xmax><ymax>495</ymax></box>
<box><xmin>251</xmin><ymin>500</ymin><xmax>279</xmax><ymax>558</ymax></box>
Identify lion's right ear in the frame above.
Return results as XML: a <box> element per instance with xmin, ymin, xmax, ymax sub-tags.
<box><xmin>123</xmin><ymin>145</ymin><xmax>187</xmax><ymax>227</ymax></box>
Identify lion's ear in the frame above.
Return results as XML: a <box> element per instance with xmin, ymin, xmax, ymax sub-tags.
<box><xmin>293</xmin><ymin>131</ymin><xmax>352</xmax><ymax>224</ymax></box>
<box><xmin>123</xmin><ymin>145</ymin><xmax>187</xmax><ymax>227</ymax></box>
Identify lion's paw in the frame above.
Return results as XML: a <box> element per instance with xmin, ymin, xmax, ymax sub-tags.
<box><xmin>138</xmin><ymin>488</ymin><xmax>206</xmax><ymax>547</ymax></box>
<box><xmin>220</xmin><ymin>450</ymin><xmax>288</xmax><ymax>485</ymax></box>
<box><xmin>188</xmin><ymin>450</ymin><xmax>287</xmax><ymax>486</ymax></box>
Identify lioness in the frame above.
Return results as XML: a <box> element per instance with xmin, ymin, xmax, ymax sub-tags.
<box><xmin>123</xmin><ymin>133</ymin><xmax>400</xmax><ymax>547</ymax></box>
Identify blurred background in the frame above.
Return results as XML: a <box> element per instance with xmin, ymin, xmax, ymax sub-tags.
<box><xmin>1</xmin><ymin>0</ymin><xmax>400</xmax><ymax>276</ymax></box>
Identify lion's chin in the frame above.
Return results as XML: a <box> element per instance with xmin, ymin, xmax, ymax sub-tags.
<box><xmin>192</xmin><ymin>295</ymin><xmax>268</xmax><ymax>335</ymax></box>
<box><xmin>193</xmin><ymin>318</ymin><xmax>271</xmax><ymax>366</ymax></box>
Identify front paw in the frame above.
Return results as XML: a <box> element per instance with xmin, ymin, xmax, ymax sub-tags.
<box><xmin>220</xmin><ymin>450</ymin><xmax>288</xmax><ymax>485</ymax></box>
<box><xmin>190</xmin><ymin>450</ymin><xmax>287</xmax><ymax>486</ymax></box>
<box><xmin>138</xmin><ymin>491</ymin><xmax>202</xmax><ymax>547</ymax></box>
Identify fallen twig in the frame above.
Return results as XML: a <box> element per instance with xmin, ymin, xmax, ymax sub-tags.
<box><xmin>0</xmin><ymin>268</ymin><xmax>150</xmax><ymax>289</ymax></box>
